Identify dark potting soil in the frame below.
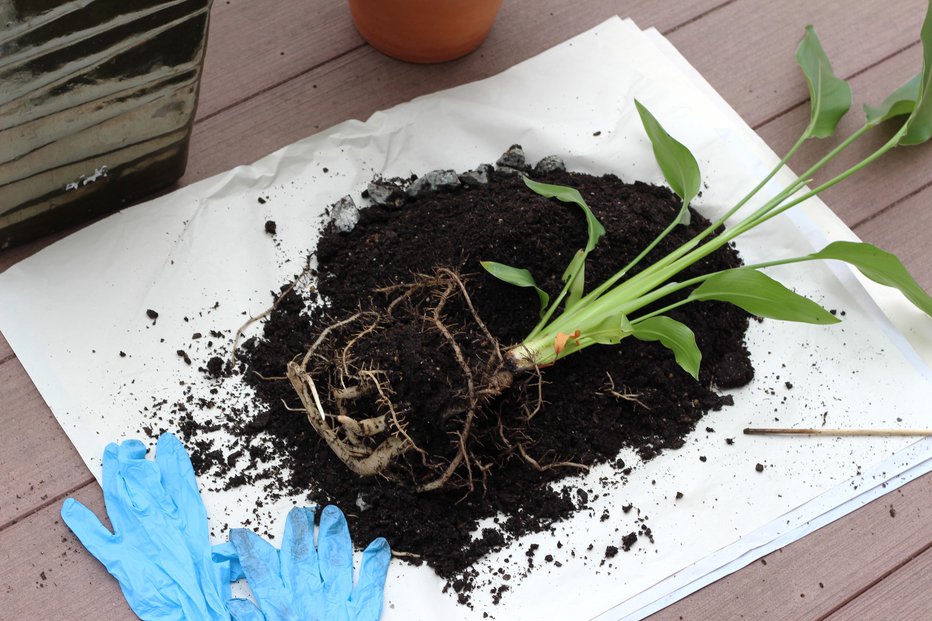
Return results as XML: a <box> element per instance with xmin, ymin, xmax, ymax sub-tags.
<box><xmin>213</xmin><ymin>158</ymin><xmax>753</xmax><ymax>599</ymax></box>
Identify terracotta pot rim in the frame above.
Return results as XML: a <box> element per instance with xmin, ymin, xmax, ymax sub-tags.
<box><xmin>348</xmin><ymin>0</ymin><xmax>504</xmax><ymax>64</ymax></box>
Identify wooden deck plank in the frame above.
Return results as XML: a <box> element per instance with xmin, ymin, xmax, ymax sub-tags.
<box><xmin>180</xmin><ymin>1</ymin><xmax>928</xmax><ymax>194</ymax></box>
<box><xmin>647</xmin><ymin>472</ymin><xmax>932</xmax><ymax>621</ymax></box>
<box><xmin>669</xmin><ymin>0</ymin><xmax>928</xmax><ymax>130</ymax></box>
<box><xmin>0</xmin><ymin>482</ymin><xmax>135</xmax><ymax>621</ymax></box>
<box><xmin>826</xmin><ymin>540</ymin><xmax>932</xmax><ymax>620</ymax></box>
<box><xmin>6</xmin><ymin>467</ymin><xmax>929</xmax><ymax>620</ymax></box>
<box><xmin>197</xmin><ymin>0</ymin><xmax>364</xmax><ymax>119</ymax></box>
<box><xmin>0</xmin><ymin>358</ymin><xmax>93</xmax><ymax>528</ymax></box>
<box><xmin>181</xmin><ymin>0</ymin><xmax>730</xmax><ymax>185</ymax></box>
<box><xmin>0</xmin><ymin>335</ymin><xmax>10</xmax><ymax>362</ymax></box>
<box><xmin>756</xmin><ymin>43</ymin><xmax>928</xmax><ymax>229</ymax></box>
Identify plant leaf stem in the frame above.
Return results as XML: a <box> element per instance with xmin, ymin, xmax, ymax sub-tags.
<box><xmin>585</xmin><ymin>122</ymin><xmax>881</xmax><ymax>312</ymax></box>
<box><xmin>514</xmin><ymin>121</ymin><xmax>902</xmax><ymax>368</ymax></box>
<box><xmin>624</xmin><ymin>122</ymin><xmax>872</xmax><ymax>295</ymax></box>
<box><xmin>584</xmin><ymin>132</ymin><xmax>811</xmax><ymax>304</ymax></box>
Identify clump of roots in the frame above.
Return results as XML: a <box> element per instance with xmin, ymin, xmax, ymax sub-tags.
<box><xmin>287</xmin><ymin>268</ymin><xmax>523</xmax><ymax>492</ymax></box>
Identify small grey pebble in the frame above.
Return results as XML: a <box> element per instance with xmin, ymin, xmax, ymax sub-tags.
<box><xmin>495</xmin><ymin>165</ymin><xmax>525</xmax><ymax>176</ymax></box>
<box><xmin>406</xmin><ymin>169</ymin><xmax>460</xmax><ymax>198</ymax></box>
<box><xmin>496</xmin><ymin>144</ymin><xmax>528</xmax><ymax>171</ymax></box>
<box><xmin>458</xmin><ymin>163</ymin><xmax>493</xmax><ymax>186</ymax></box>
<box><xmin>330</xmin><ymin>195</ymin><xmax>359</xmax><ymax>233</ymax></box>
<box><xmin>366</xmin><ymin>178</ymin><xmax>406</xmax><ymax>207</ymax></box>
<box><xmin>533</xmin><ymin>155</ymin><xmax>566</xmax><ymax>175</ymax></box>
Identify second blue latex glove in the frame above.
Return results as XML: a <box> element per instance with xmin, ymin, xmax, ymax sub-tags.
<box><xmin>228</xmin><ymin>505</ymin><xmax>391</xmax><ymax>621</ymax></box>
<box><xmin>61</xmin><ymin>434</ymin><xmax>236</xmax><ymax>620</ymax></box>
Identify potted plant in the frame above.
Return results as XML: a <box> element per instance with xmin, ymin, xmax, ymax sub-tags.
<box><xmin>347</xmin><ymin>0</ymin><xmax>503</xmax><ymax>63</ymax></box>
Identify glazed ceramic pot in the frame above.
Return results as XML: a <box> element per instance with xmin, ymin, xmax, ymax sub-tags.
<box><xmin>348</xmin><ymin>0</ymin><xmax>503</xmax><ymax>64</ymax></box>
<box><xmin>0</xmin><ymin>0</ymin><xmax>212</xmax><ymax>248</ymax></box>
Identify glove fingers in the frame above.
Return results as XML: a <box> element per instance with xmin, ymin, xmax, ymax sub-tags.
<box><xmin>116</xmin><ymin>439</ymin><xmax>147</xmax><ymax>461</ymax></box>
<box><xmin>227</xmin><ymin>598</ymin><xmax>267</xmax><ymax>621</ymax></box>
<box><xmin>230</xmin><ymin>528</ymin><xmax>284</xmax><ymax>598</ymax></box>
<box><xmin>213</xmin><ymin>541</ymin><xmax>246</xmax><ymax>582</ymax></box>
<box><xmin>99</xmin><ymin>443</ymin><xmax>139</xmax><ymax>535</ymax></box>
<box><xmin>279</xmin><ymin>507</ymin><xmax>320</xmax><ymax>592</ymax></box>
<box><xmin>60</xmin><ymin>499</ymin><xmax>122</xmax><ymax>576</ymax></box>
<box><xmin>104</xmin><ymin>442</ymin><xmax>179</xmax><ymax>550</ymax></box>
<box><xmin>351</xmin><ymin>537</ymin><xmax>391</xmax><ymax>615</ymax></box>
<box><xmin>155</xmin><ymin>434</ymin><xmax>210</xmax><ymax>542</ymax></box>
<box><xmin>118</xmin><ymin>440</ymin><xmax>176</xmax><ymax>517</ymax></box>
<box><xmin>317</xmin><ymin>505</ymin><xmax>354</xmax><ymax>599</ymax></box>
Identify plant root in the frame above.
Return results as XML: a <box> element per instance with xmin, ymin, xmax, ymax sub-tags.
<box><xmin>517</xmin><ymin>443</ymin><xmax>590</xmax><ymax>473</ymax></box>
<box><xmin>601</xmin><ymin>372</ymin><xmax>652</xmax><ymax>411</ymax></box>
<box><xmin>288</xmin><ymin>269</ymin><xmax>516</xmax><ymax>491</ymax></box>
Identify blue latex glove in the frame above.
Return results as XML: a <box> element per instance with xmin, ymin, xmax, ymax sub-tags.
<box><xmin>227</xmin><ymin>505</ymin><xmax>391</xmax><ymax>621</ymax></box>
<box><xmin>61</xmin><ymin>434</ymin><xmax>238</xmax><ymax>620</ymax></box>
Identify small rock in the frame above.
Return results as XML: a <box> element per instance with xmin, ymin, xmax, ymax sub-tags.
<box><xmin>496</xmin><ymin>144</ymin><xmax>528</xmax><ymax>171</ymax></box>
<box><xmin>366</xmin><ymin>178</ymin><xmax>407</xmax><ymax>207</ymax></box>
<box><xmin>406</xmin><ymin>169</ymin><xmax>460</xmax><ymax>198</ymax></box>
<box><xmin>533</xmin><ymin>155</ymin><xmax>566</xmax><ymax>175</ymax></box>
<box><xmin>330</xmin><ymin>195</ymin><xmax>359</xmax><ymax>233</ymax></box>
<box><xmin>264</xmin><ymin>220</ymin><xmax>277</xmax><ymax>235</ymax></box>
<box><xmin>458</xmin><ymin>164</ymin><xmax>493</xmax><ymax>186</ymax></box>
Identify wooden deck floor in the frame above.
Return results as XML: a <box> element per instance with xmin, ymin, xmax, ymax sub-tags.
<box><xmin>2</xmin><ymin>1</ymin><xmax>932</xmax><ymax>619</ymax></box>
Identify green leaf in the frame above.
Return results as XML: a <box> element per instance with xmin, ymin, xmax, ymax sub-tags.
<box><xmin>634</xmin><ymin>99</ymin><xmax>701</xmax><ymax>225</ymax></box>
<box><xmin>796</xmin><ymin>25</ymin><xmax>853</xmax><ymax>138</ymax></box>
<box><xmin>688</xmin><ymin>269</ymin><xmax>840</xmax><ymax>324</ymax></box>
<box><xmin>560</xmin><ymin>250</ymin><xmax>587</xmax><ymax>309</ymax></box>
<box><xmin>523</xmin><ymin>177</ymin><xmax>606</xmax><ymax>309</ymax></box>
<box><xmin>627</xmin><ymin>316</ymin><xmax>701</xmax><ymax>380</ymax></box>
<box><xmin>582</xmin><ymin>311</ymin><xmax>630</xmax><ymax>346</ymax></box>
<box><xmin>865</xmin><ymin>73</ymin><xmax>921</xmax><ymax>126</ymax></box>
<box><xmin>807</xmin><ymin>241</ymin><xmax>932</xmax><ymax>315</ymax></box>
<box><xmin>901</xmin><ymin>2</ymin><xmax>932</xmax><ymax>145</ymax></box>
<box><xmin>522</xmin><ymin>177</ymin><xmax>605</xmax><ymax>253</ymax></box>
<box><xmin>480</xmin><ymin>261</ymin><xmax>550</xmax><ymax>316</ymax></box>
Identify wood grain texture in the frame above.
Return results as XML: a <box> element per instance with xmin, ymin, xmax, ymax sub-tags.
<box><xmin>0</xmin><ymin>482</ymin><xmax>136</xmax><ymax>621</ymax></box>
<box><xmin>668</xmin><ymin>0</ymin><xmax>928</xmax><ymax>130</ymax></box>
<box><xmin>197</xmin><ymin>0</ymin><xmax>364</xmax><ymax>119</ymax></box>
<box><xmin>647</xmin><ymin>472</ymin><xmax>932</xmax><ymax>621</ymax></box>
<box><xmin>826</xmin><ymin>539</ymin><xmax>932</xmax><ymax>620</ymax></box>
<box><xmin>756</xmin><ymin>43</ymin><xmax>928</xmax><ymax>230</ymax></box>
<box><xmin>181</xmin><ymin>0</ymin><xmax>732</xmax><ymax>185</ymax></box>
<box><xmin>196</xmin><ymin>0</ymin><xmax>734</xmax><ymax>120</ymax></box>
<box><xmin>0</xmin><ymin>358</ymin><xmax>93</xmax><ymax>528</ymax></box>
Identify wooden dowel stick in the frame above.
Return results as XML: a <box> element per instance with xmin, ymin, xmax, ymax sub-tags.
<box><xmin>744</xmin><ymin>427</ymin><xmax>932</xmax><ymax>437</ymax></box>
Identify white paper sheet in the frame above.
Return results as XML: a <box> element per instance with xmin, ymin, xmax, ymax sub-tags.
<box><xmin>1</xmin><ymin>17</ymin><xmax>930</xmax><ymax>621</ymax></box>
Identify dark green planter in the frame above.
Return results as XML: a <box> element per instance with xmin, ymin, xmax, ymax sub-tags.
<box><xmin>0</xmin><ymin>0</ymin><xmax>212</xmax><ymax>249</ymax></box>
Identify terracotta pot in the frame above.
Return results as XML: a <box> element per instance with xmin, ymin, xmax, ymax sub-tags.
<box><xmin>348</xmin><ymin>0</ymin><xmax>503</xmax><ymax>64</ymax></box>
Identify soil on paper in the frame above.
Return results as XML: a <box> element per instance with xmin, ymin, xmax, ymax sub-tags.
<box><xmin>178</xmin><ymin>160</ymin><xmax>754</xmax><ymax>600</ymax></box>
